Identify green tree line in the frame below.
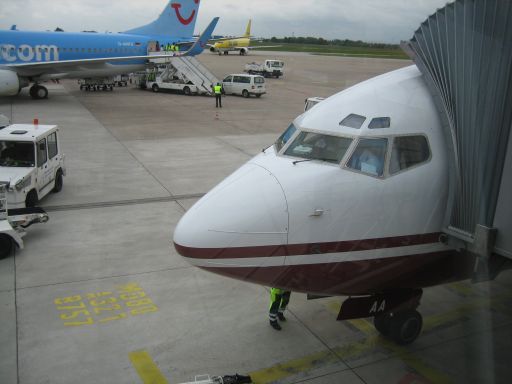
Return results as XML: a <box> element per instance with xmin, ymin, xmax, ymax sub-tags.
<box><xmin>267</xmin><ymin>36</ymin><xmax>399</xmax><ymax>49</ymax></box>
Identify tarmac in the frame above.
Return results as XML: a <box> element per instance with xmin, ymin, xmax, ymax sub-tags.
<box><xmin>0</xmin><ymin>51</ymin><xmax>511</xmax><ymax>384</ymax></box>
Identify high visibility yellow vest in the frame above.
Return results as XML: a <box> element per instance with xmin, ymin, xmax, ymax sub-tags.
<box><xmin>214</xmin><ymin>85</ymin><xmax>222</xmax><ymax>94</ymax></box>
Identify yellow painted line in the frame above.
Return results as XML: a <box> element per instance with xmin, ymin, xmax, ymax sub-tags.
<box><xmin>249</xmin><ymin>349</ymin><xmax>339</xmax><ymax>384</ymax></box>
<box><xmin>347</xmin><ymin>318</ymin><xmax>375</xmax><ymax>335</ymax></box>
<box><xmin>246</xmin><ymin>292</ymin><xmax>512</xmax><ymax>384</ymax></box>
<box><xmin>347</xmin><ymin>317</ymin><xmax>454</xmax><ymax>384</ymax></box>
<box><xmin>424</xmin><ymin>293</ymin><xmax>512</xmax><ymax>332</ymax></box>
<box><xmin>129</xmin><ymin>350</ymin><xmax>169</xmax><ymax>384</ymax></box>
<box><xmin>446</xmin><ymin>282</ymin><xmax>479</xmax><ymax>297</ymax></box>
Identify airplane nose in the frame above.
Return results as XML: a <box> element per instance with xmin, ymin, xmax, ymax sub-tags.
<box><xmin>173</xmin><ymin>163</ymin><xmax>289</xmax><ymax>259</ymax></box>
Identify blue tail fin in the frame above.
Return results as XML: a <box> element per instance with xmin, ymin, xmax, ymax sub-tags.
<box><xmin>184</xmin><ymin>17</ymin><xmax>219</xmax><ymax>56</ymax></box>
<box><xmin>124</xmin><ymin>0</ymin><xmax>201</xmax><ymax>38</ymax></box>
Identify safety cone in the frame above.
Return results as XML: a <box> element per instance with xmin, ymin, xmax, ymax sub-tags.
<box><xmin>215</xmin><ymin>111</ymin><xmax>219</xmax><ymax>120</ymax></box>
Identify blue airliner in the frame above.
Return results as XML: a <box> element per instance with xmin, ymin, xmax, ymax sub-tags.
<box><xmin>0</xmin><ymin>0</ymin><xmax>218</xmax><ymax>99</ymax></box>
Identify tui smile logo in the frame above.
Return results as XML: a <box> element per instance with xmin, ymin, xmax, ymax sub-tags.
<box><xmin>171</xmin><ymin>0</ymin><xmax>199</xmax><ymax>26</ymax></box>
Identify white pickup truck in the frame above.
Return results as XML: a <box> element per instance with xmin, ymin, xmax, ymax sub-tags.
<box><xmin>0</xmin><ymin>123</ymin><xmax>66</xmax><ymax>208</ymax></box>
<box><xmin>244</xmin><ymin>59</ymin><xmax>284</xmax><ymax>78</ymax></box>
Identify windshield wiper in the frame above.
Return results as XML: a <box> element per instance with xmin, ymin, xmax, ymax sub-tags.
<box><xmin>292</xmin><ymin>158</ymin><xmax>313</xmax><ymax>165</ymax></box>
<box><xmin>293</xmin><ymin>158</ymin><xmax>334</xmax><ymax>165</ymax></box>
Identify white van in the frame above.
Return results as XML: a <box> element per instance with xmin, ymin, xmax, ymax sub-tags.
<box><xmin>222</xmin><ymin>74</ymin><xmax>266</xmax><ymax>98</ymax></box>
<box><xmin>0</xmin><ymin>123</ymin><xmax>66</xmax><ymax>208</ymax></box>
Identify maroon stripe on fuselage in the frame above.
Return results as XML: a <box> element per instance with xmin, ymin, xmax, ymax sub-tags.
<box><xmin>174</xmin><ymin>232</ymin><xmax>442</xmax><ymax>259</ymax></box>
<box><xmin>199</xmin><ymin>250</ymin><xmax>474</xmax><ymax>296</ymax></box>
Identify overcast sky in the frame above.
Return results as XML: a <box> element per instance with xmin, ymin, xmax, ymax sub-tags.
<box><xmin>0</xmin><ymin>0</ymin><xmax>449</xmax><ymax>43</ymax></box>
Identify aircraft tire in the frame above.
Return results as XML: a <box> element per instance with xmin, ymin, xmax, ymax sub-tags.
<box><xmin>0</xmin><ymin>235</ymin><xmax>13</xmax><ymax>259</ymax></box>
<box><xmin>35</xmin><ymin>86</ymin><xmax>48</xmax><ymax>99</ymax></box>
<box><xmin>389</xmin><ymin>309</ymin><xmax>422</xmax><ymax>345</ymax></box>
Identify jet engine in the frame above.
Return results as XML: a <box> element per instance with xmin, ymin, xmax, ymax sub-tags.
<box><xmin>0</xmin><ymin>70</ymin><xmax>21</xmax><ymax>96</ymax></box>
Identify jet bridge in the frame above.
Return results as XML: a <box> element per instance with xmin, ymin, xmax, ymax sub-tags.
<box><xmin>402</xmin><ymin>0</ymin><xmax>512</xmax><ymax>276</ymax></box>
<box><xmin>147</xmin><ymin>53</ymin><xmax>219</xmax><ymax>95</ymax></box>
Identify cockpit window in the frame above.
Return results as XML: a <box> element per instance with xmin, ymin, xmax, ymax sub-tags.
<box><xmin>275</xmin><ymin>124</ymin><xmax>297</xmax><ymax>152</ymax></box>
<box><xmin>368</xmin><ymin>117</ymin><xmax>391</xmax><ymax>129</ymax></box>
<box><xmin>340</xmin><ymin>113</ymin><xmax>366</xmax><ymax>129</ymax></box>
<box><xmin>284</xmin><ymin>131</ymin><xmax>353</xmax><ymax>164</ymax></box>
<box><xmin>389</xmin><ymin>135</ymin><xmax>430</xmax><ymax>174</ymax></box>
<box><xmin>347</xmin><ymin>138</ymin><xmax>388</xmax><ymax>177</ymax></box>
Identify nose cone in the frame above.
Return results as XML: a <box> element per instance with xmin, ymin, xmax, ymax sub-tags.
<box><xmin>174</xmin><ymin>163</ymin><xmax>289</xmax><ymax>260</ymax></box>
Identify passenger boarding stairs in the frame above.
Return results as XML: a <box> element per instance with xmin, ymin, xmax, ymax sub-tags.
<box><xmin>171</xmin><ymin>57</ymin><xmax>219</xmax><ymax>95</ymax></box>
<box><xmin>148</xmin><ymin>53</ymin><xmax>219</xmax><ymax>95</ymax></box>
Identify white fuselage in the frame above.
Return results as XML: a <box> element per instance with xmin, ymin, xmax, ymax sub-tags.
<box><xmin>174</xmin><ymin>66</ymin><xmax>469</xmax><ymax>296</ymax></box>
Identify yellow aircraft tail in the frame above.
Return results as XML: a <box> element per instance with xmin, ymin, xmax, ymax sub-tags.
<box><xmin>244</xmin><ymin>19</ymin><xmax>252</xmax><ymax>37</ymax></box>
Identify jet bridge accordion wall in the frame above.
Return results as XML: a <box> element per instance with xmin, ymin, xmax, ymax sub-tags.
<box><xmin>402</xmin><ymin>0</ymin><xmax>512</xmax><ymax>253</ymax></box>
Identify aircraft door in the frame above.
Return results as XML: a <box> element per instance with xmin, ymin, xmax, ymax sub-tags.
<box><xmin>147</xmin><ymin>41</ymin><xmax>157</xmax><ymax>53</ymax></box>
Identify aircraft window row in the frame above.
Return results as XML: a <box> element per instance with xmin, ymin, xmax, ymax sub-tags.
<box><xmin>274</xmin><ymin>124</ymin><xmax>432</xmax><ymax>178</ymax></box>
<box><xmin>284</xmin><ymin>131</ymin><xmax>353</xmax><ymax>164</ymax></box>
<box><xmin>346</xmin><ymin>135</ymin><xmax>431</xmax><ymax>178</ymax></box>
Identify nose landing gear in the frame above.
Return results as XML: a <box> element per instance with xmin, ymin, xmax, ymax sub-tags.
<box><xmin>29</xmin><ymin>85</ymin><xmax>48</xmax><ymax>99</ymax></box>
<box><xmin>337</xmin><ymin>288</ymin><xmax>424</xmax><ymax>345</ymax></box>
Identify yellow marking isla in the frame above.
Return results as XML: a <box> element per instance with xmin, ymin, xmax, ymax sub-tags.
<box><xmin>129</xmin><ymin>350</ymin><xmax>169</xmax><ymax>384</ymax></box>
<box><xmin>54</xmin><ymin>283</ymin><xmax>159</xmax><ymax>327</ymax></box>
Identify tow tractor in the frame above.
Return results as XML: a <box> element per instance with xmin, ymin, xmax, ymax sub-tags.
<box><xmin>244</xmin><ymin>59</ymin><xmax>284</xmax><ymax>78</ymax></box>
<box><xmin>0</xmin><ymin>122</ymin><xmax>66</xmax><ymax>208</ymax></box>
<box><xmin>0</xmin><ymin>183</ymin><xmax>49</xmax><ymax>259</ymax></box>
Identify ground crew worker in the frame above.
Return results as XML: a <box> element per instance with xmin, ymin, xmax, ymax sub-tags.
<box><xmin>213</xmin><ymin>82</ymin><xmax>223</xmax><ymax>108</ymax></box>
<box><xmin>269</xmin><ymin>288</ymin><xmax>291</xmax><ymax>330</ymax></box>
